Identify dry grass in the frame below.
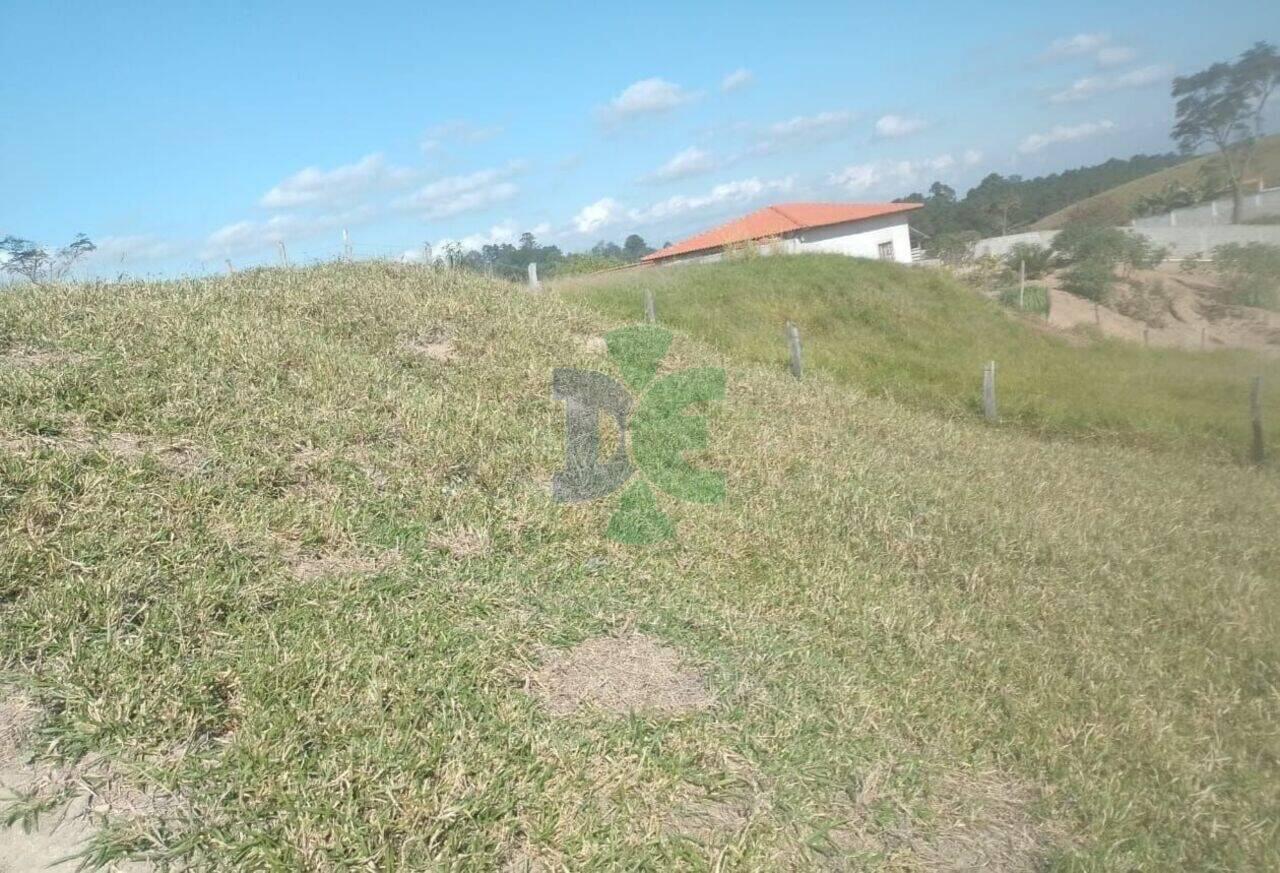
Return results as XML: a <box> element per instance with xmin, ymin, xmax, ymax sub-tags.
<box><xmin>0</xmin><ymin>261</ymin><xmax>1276</xmax><ymax>869</ymax></box>
<box><xmin>526</xmin><ymin>634</ymin><xmax>713</xmax><ymax>716</ymax></box>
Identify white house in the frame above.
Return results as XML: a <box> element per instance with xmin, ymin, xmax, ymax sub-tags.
<box><xmin>641</xmin><ymin>201</ymin><xmax>922</xmax><ymax>267</ymax></box>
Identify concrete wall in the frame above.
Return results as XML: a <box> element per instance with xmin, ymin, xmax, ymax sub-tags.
<box><xmin>1131</xmin><ymin>186</ymin><xmax>1280</xmax><ymax>228</ymax></box>
<box><xmin>650</xmin><ymin>214</ymin><xmax>913</xmax><ymax>266</ymax></box>
<box><xmin>975</xmin><ymin>225</ymin><xmax>1280</xmax><ymax>259</ymax></box>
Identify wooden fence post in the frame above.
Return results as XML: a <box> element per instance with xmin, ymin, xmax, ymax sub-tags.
<box><xmin>786</xmin><ymin>321</ymin><xmax>803</xmax><ymax>380</ymax></box>
<box><xmin>982</xmin><ymin>360</ymin><xmax>998</xmax><ymax>422</ymax></box>
<box><xmin>644</xmin><ymin>289</ymin><xmax>656</xmax><ymax>324</ymax></box>
<box><xmin>527</xmin><ymin>262</ymin><xmax>539</xmax><ymax>288</ymax></box>
<box><xmin>1251</xmin><ymin>375</ymin><xmax>1265</xmax><ymax>465</ymax></box>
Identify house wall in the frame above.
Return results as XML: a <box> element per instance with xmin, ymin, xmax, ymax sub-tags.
<box><xmin>791</xmin><ymin>213</ymin><xmax>913</xmax><ymax>263</ymax></box>
<box><xmin>648</xmin><ymin>213</ymin><xmax>914</xmax><ymax>266</ymax></box>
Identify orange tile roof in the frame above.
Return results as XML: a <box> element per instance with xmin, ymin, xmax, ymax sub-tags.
<box><xmin>641</xmin><ymin>201</ymin><xmax>922</xmax><ymax>262</ymax></box>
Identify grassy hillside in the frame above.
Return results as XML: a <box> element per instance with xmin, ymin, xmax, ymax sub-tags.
<box><xmin>1030</xmin><ymin>134</ymin><xmax>1280</xmax><ymax>229</ymax></box>
<box><xmin>563</xmin><ymin>255</ymin><xmax>1279</xmax><ymax>460</ymax></box>
<box><xmin>2</xmin><ymin>263</ymin><xmax>1278</xmax><ymax>869</ymax></box>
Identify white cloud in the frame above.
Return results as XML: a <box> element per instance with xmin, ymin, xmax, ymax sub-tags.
<box><xmin>1043</xmin><ymin>32</ymin><xmax>1142</xmax><ymax>70</ymax></box>
<box><xmin>752</xmin><ymin>110</ymin><xmax>856</xmax><ymax>154</ymax></box>
<box><xmin>630</xmin><ymin>176</ymin><xmax>794</xmax><ymax>224</ymax></box>
<box><xmin>1096</xmin><ymin>45</ymin><xmax>1137</xmax><ymax>67</ymax></box>
<box><xmin>203</xmin><ymin>207</ymin><xmax>373</xmax><ymax>258</ymax></box>
<box><xmin>874</xmin><ymin>114</ymin><xmax>928</xmax><ymax>139</ymax></box>
<box><xmin>89</xmin><ymin>234</ymin><xmax>182</xmax><ymax>263</ymax></box>
<box><xmin>567</xmin><ymin>177</ymin><xmax>794</xmax><ymax>237</ymax></box>
<box><xmin>1018</xmin><ymin>120</ymin><xmax>1116</xmax><ymax>154</ymax></box>
<box><xmin>829</xmin><ymin>163</ymin><xmax>882</xmax><ymax>194</ymax></box>
<box><xmin>573</xmin><ymin>198</ymin><xmax>624</xmax><ymax>234</ymax></box>
<box><xmin>421</xmin><ymin>119</ymin><xmax>503</xmax><ymax>153</ymax></box>
<box><xmin>1049</xmin><ymin>64</ymin><xmax>1171</xmax><ymax>103</ymax></box>
<box><xmin>259</xmin><ymin>154</ymin><xmax>415</xmax><ymax>209</ymax></box>
<box><xmin>963</xmin><ymin>149</ymin><xmax>984</xmax><ymax>166</ymax></box>
<box><xmin>1044</xmin><ymin>33</ymin><xmax>1110</xmax><ymax>60</ymax></box>
<box><xmin>829</xmin><ymin>154</ymin><xmax>960</xmax><ymax>195</ymax></box>
<box><xmin>721</xmin><ymin>68</ymin><xmax>754</xmax><ymax>92</ymax></box>
<box><xmin>394</xmin><ymin>162</ymin><xmax>524</xmax><ymax>219</ymax></box>
<box><xmin>644</xmin><ymin>146</ymin><xmax>718</xmax><ymax>183</ymax></box>
<box><xmin>433</xmin><ymin>220</ymin><xmax>555</xmax><ymax>254</ymax></box>
<box><xmin>600</xmin><ymin>78</ymin><xmax>699</xmax><ymax>122</ymax></box>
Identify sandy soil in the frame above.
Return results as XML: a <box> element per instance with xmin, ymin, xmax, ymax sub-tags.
<box><xmin>1034</xmin><ymin>265</ymin><xmax>1280</xmax><ymax>355</ymax></box>
<box><xmin>1</xmin><ymin>687</ymin><xmax>154</xmax><ymax>872</ymax></box>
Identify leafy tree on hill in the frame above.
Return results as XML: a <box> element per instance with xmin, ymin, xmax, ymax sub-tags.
<box><xmin>1173</xmin><ymin>41</ymin><xmax>1280</xmax><ymax>222</ymax></box>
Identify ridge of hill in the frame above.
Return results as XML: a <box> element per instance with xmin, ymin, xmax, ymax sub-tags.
<box><xmin>1029</xmin><ymin>134</ymin><xmax>1280</xmax><ymax>230</ymax></box>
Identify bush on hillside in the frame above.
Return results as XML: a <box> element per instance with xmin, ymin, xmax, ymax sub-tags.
<box><xmin>1212</xmin><ymin>242</ymin><xmax>1280</xmax><ymax>309</ymax></box>
<box><xmin>1003</xmin><ymin>242</ymin><xmax>1054</xmax><ymax>278</ymax></box>
<box><xmin>1052</xmin><ymin>223</ymin><xmax>1129</xmax><ymax>266</ymax></box>
<box><xmin>1119</xmin><ymin>234</ymin><xmax>1169</xmax><ymax>277</ymax></box>
<box><xmin>1060</xmin><ymin>258</ymin><xmax>1116</xmax><ymax>302</ymax></box>
<box><xmin>997</xmin><ymin>283</ymin><xmax>1051</xmax><ymax>316</ymax></box>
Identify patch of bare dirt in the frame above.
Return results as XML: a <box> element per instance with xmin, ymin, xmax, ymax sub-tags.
<box><xmin>275</xmin><ymin>536</ymin><xmax>401</xmax><ymax>581</ymax></box>
<box><xmin>572</xmin><ymin>334</ymin><xmax>608</xmax><ymax>355</ymax></box>
<box><xmin>1038</xmin><ymin>265</ymin><xmax>1280</xmax><ymax>355</ymax></box>
<box><xmin>402</xmin><ymin>327</ymin><xmax>456</xmax><ymax>363</ymax></box>
<box><xmin>429</xmin><ymin>526</ymin><xmax>490</xmax><ymax>559</ymax></box>
<box><xmin>1</xmin><ymin>686</ymin><xmax>160</xmax><ymax>872</ymax></box>
<box><xmin>0</xmin><ymin>347</ymin><xmax>82</xmax><ymax>370</ymax></box>
<box><xmin>526</xmin><ymin>634</ymin><xmax>713</xmax><ymax>716</ymax></box>
<box><xmin>106</xmin><ymin>433</ymin><xmax>208</xmax><ymax>474</ymax></box>
<box><xmin>824</xmin><ymin>767</ymin><xmax>1067</xmax><ymax>871</ymax></box>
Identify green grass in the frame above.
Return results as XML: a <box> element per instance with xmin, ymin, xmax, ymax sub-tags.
<box><xmin>562</xmin><ymin>255</ymin><xmax>1279</xmax><ymax>460</ymax></box>
<box><xmin>1</xmin><ymin>262</ymin><xmax>1278</xmax><ymax>869</ymax></box>
<box><xmin>1031</xmin><ymin>134</ymin><xmax>1280</xmax><ymax>229</ymax></box>
<box><xmin>997</xmin><ymin>284</ymin><xmax>1050</xmax><ymax>317</ymax></box>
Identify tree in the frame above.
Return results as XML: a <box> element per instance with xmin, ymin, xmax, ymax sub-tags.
<box><xmin>1</xmin><ymin>234</ymin><xmax>96</xmax><ymax>285</ymax></box>
<box><xmin>1172</xmin><ymin>41</ymin><xmax>1280</xmax><ymax>223</ymax></box>
<box><xmin>621</xmin><ymin>234</ymin><xmax>653</xmax><ymax>262</ymax></box>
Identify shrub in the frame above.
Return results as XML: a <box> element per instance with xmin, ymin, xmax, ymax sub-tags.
<box><xmin>1119</xmin><ymin>234</ymin><xmax>1168</xmax><ymax>276</ymax></box>
<box><xmin>1003</xmin><ymin>242</ymin><xmax>1053</xmax><ymax>278</ymax></box>
<box><xmin>1052</xmin><ymin>223</ymin><xmax>1128</xmax><ymax>267</ymax></box>
<box><xmin>1212</xmin><ymin>242</ymin><xmax>1280</xmax><ymax>309</ymax></box>
<box><xmin>1060</xmin><ymin>258</ymin><xmax>1116</xmax><ymax>302</ymax></box>
<box><xmin>997</xmin><ymin>283</ymin><xmax>1051</xmax><ymax>316</ymax></box>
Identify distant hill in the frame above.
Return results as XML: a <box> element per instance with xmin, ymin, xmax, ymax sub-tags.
<box><xmin>1030</xmin><ymin>134</ymin><xmax>1280</xmax><ymax>230</ymax></box>
<box><xmin>897</xmin><ymin>152</ymin><xmax>1186</xmax><ymax>244</ymax></box>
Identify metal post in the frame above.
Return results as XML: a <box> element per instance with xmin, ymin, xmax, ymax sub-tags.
<box><xmin>278</xmin><ymin>241</ymin><xmax>289</xmax><ymax>267</ymax></box>
<box><xmin>982</xmin><ymin>360</ymin><xmax>998</xmax><ymax>422</ymax></box>
<box><xmin>644</xmin><ymin>289</ymin><xmax>656</xmax><ymax>324</ymax></box>
<box><xmin>1251</xmin><ymin>376</ymin><xmax>1265</xmax><ymax>465</ymax></box>
<box><xmin>786</xmin><ymin>321</ymin><xmax>803</xmax><ymax>380</ymax></box>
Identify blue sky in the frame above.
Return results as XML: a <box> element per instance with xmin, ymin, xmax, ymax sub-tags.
<box><xmin>3</xmin><ymin>1</ymin><xmax>1277</xmax><ymax>276</ymax></box>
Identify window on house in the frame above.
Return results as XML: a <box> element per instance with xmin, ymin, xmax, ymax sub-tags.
<box><xmin>878</xmin><ymin>241</ymin><xmax>895</xmax><ymax>260</ymax></box>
